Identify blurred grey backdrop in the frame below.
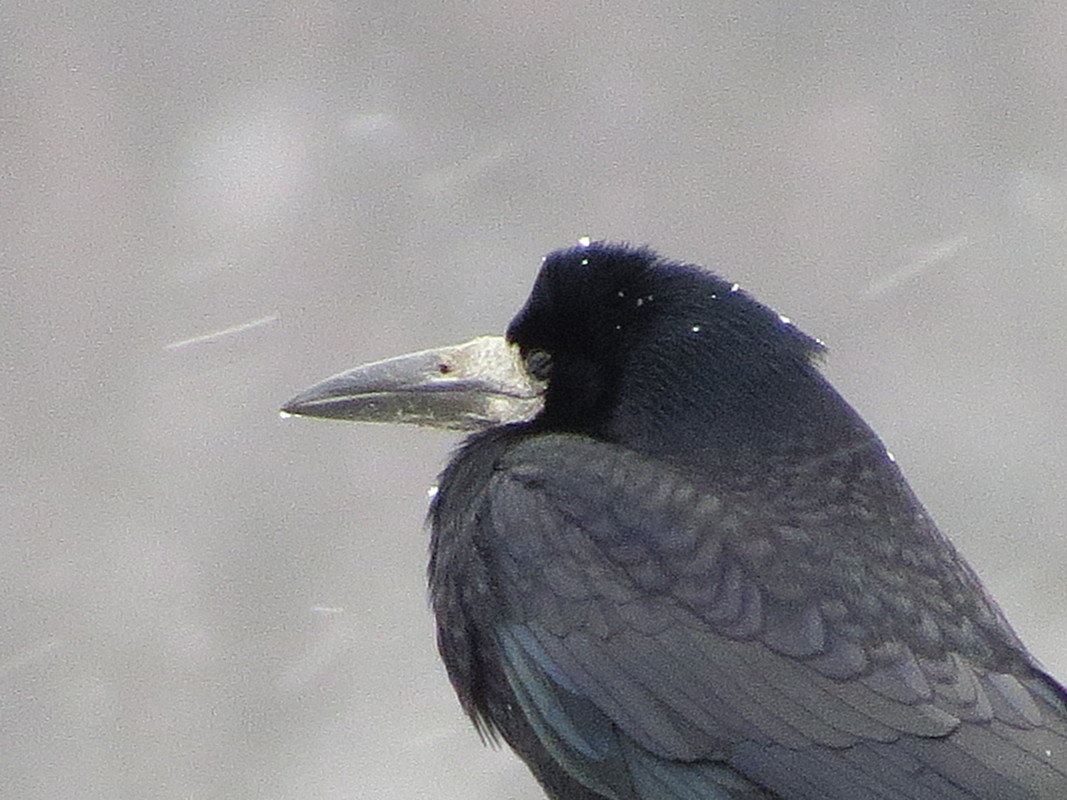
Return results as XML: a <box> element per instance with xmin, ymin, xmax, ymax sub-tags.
<box><xmin>4</xmin><ymin>3</ymin><xmax>1067</xmax><ymax>799</ymax></box>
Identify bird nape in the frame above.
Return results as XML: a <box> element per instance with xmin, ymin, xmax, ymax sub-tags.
<box><xmin>282</xmin><ymin>242</ymin><xmax>1067</xmax><ymax>800</ymax></box>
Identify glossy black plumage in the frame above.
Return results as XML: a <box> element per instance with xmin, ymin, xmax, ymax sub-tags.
<box><xmin>285</xmin><ymin>243</ymin><xmax>1067</xmax><ymax>799</ymax></box>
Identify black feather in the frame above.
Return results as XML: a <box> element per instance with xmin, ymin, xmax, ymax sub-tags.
<box><xmin>287</xmin><ymin>241</ymin><xmax>1067</xmax><ymax>799</ymax></box>
<box><xmin>429</xmin><ymin>243</ymin><xmax>1067</xmax><ymax>798</ymax></box>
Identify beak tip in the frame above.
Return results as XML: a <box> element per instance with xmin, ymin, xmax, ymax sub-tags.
<box><xmin>279</xmin><ymin>394</ymin><xmax>316</xmax><ymax>418</ymax></box>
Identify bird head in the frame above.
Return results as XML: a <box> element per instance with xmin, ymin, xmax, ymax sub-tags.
<box><xmin>282</xmin><ymin>242</ymin><xmax>829</xmax><ymax>451</ymax></box>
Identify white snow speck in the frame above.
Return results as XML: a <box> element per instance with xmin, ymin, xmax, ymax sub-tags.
<box><xmin>864</xmin><ymin>234</ymin><xmax>968</xmax><ymax>298</ymax></box>
<box><xmin>165</xmin><ymin>314</ymin><xmax>278</xmax><ymax>350</ymax></box>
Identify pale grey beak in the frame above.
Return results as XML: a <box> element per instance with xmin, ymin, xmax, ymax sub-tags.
<box><xmin>281</xmin><ymin>335</ymin><xmax>545</xmax><ymax>431</ymax></box>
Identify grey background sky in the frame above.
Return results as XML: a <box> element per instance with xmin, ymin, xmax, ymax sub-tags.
<box><xmin>4</xmin><ymin>3</ymin><xmax>1067</xmax><ymax>799</ymax></box>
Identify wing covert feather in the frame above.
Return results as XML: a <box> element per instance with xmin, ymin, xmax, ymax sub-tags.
<box><xmin>479</xmin><ymin>434</ymin><xmax>1067</xmax><ymax>799</ymax></box>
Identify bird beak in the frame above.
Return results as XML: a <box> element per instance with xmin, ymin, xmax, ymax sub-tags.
<box><xmin>281</xmin><ymin>335</ymin><xmax>545</xmax><ymax>431</ymax></box>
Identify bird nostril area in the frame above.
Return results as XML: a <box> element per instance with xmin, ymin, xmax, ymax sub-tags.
<box><xmin>438</xmin><ymin>363</ymin><xmax>453</xmax><ymax>374</ymax></box>
<box><xmin>523</xmin><ymin>348</ymin><xmax>552</xmax><ymax>381</ymax></box>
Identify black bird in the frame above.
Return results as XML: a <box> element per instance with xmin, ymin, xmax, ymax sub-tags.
<box><xmin>283</xmin><ymin>242</ymin><xmax>1067</xmax><ymax>799</ymax></box>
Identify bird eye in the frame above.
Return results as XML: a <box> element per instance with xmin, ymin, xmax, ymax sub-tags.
<box><xmin>523</xmin><ymin>348</ymin><xmax>552</xmax><ymax>381</ymax></box>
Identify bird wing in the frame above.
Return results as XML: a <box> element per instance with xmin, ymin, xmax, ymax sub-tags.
<box><xmin>481</xmin><ymin>433</ymin><xmax>1067</xmax><ymax>800</ymax></box>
